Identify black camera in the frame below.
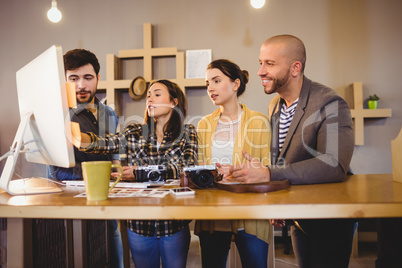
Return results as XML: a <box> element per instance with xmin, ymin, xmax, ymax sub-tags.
<box><xmin>135</xmin><ymin>165</ymin><xmax>167</xmax><ymax>182</ymax></box>
<box><xmin>181</xmin><ymin>165</ymin><xmax>220</xmax><ymax>189</ymax></box>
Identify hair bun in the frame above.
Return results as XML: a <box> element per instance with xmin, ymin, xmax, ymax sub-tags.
<box><xmin>242</xmin><ymin>70</ymin><xmax>249</xmax><ymax>84</ymax></box>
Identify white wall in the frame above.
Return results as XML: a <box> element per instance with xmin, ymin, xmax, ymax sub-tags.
<box><xmin>0</xmin><ymin>0</ymin><xmax>401</xmax><ymax>176</ymax></box>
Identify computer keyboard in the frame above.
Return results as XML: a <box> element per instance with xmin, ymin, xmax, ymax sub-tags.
<box><xmin>63</xmin><ymin>180</ymin><xmax>163</xmax><ymax>189</ymax></box>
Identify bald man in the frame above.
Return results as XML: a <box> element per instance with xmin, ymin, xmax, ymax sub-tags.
<box><xmin>229</xmin><ymin>35</ymin><xmax>357</xmax><ymax>268</ymax></box>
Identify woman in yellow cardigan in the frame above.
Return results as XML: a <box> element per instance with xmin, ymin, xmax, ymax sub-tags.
<box><xmin>196</xmin><ymin>59</ymin><xmax>271</xmax><ymax>268</ymax></box>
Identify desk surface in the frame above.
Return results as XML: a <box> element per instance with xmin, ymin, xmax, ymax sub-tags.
<box><xmin>1</xmin><ymin>174</ymin><xmax>401</xmax><ymax>220</ymax></box>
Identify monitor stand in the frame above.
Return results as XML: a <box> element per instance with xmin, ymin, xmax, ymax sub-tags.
<box><xmin>0</xmin><ymin>112</ymin><xmax>62</xmax><ymax>195</ymax></box>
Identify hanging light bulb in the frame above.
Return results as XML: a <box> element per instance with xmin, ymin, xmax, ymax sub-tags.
<box><xmin>250</xmin><ymin>0</ymin><xmax>266</xmax><ymax>9</ymax></box>
<box><xmin>47</xmin><ymin>0</ymin><xmax>62</xmax><ymax>23</ymax></box>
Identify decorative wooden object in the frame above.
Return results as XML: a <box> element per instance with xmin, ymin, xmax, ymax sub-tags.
<box><xmin>391</xmin><ymin>127</ymin><xmax>402</xmax><ymax>183</ymax></box>
<box><xmin>97</xmin><ymin>23</ymin><xmax>206</xmax><ymax>115</ymax></box>
<box><xmin>96</xmin><ymin>25</ymin><xmax>391</xmax><ymax>144</ymax></box>
<box><xmin>336</xmin><ymin>82</ymin><xmax>392</xmax><ymax>145</ymax></box>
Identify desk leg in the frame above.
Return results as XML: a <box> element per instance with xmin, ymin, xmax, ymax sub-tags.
<box><xmin>73</xmin><ymin>219</ymin><xmax>109</xmax><ymax>268</ymax></box>
<box><xmin>119</xmin><ymin>220</ymin><xmax>131</xmax><ymax>268</ymax></box>
<box><xmin>66</xmin><ymin>219</ymin><xmax>74</xmax><ymax>268</ymax></box>
<box><xmin>6</xmin><ymin>218</ymin><xmax>72</xmax><ymax>267</ymax></box>
<box><xmin>6</xmin><ymin>218</ymin><xmax>32</xmax><ymax>267</ymax></box>
<box><xmin>269</xmin><ymin>225</ymin><xmax>275</xmax><ymax>268</ymax></box>
<box><xmin>376</xmin><ymin>218</ymin><xmax>402</xmax><ymax>268</ymax></box>
<box><xmin>73</xmin><ymin>219</ymin><xmax>86</xmax><ymax>267</ymax></box>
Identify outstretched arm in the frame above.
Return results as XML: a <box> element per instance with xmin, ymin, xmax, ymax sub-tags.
<box><xmin>71</xmin><ymin>122</ymin><xmax>91</xmax><ymax>148</ymax></box>
<box><xmin>71</xmin><ymin>121</ymin><xmax>123</xmax><ymax>155</ymax></box>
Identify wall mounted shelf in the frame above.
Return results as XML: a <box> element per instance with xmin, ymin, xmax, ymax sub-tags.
<box><xmin>96</xmin><ymin>24</ymin><xmax>391</xmax><ymax>145</ymax></box>
<box><xmin>336</xmin><ymin>82</ymin><xmax>392</xmax><ymax>145</ymax></box>
<box><xmin>97</xmin><ymin>23</ymin><xmax>206</xmax><ymax>115</ymax></box>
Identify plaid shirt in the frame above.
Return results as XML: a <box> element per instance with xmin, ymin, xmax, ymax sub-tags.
<box><xmin>82</xmin><ymin>123</ymin><xmax>198</xmax><ymax>237</ymax></box>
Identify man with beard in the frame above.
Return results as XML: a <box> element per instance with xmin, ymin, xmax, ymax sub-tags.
<box><xmin>48</xmin><ymin>49</ymin><xmax>123</xmax><ymax>267</ymax></box>
<box><xmin>49</xmin><ymin>49</ymin><xmax>119</xmax><ymax>180</ymax></box>
<box><xmin>227</xmin><ymin>35</ymin><xmax>356</xmax><ymax>268</ymax></box>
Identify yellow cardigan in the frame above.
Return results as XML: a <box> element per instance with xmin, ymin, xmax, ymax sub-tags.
<box><xmin>195</xmin><ymin>104</ymin><xmax>272</xmax><ymax>243</ymax></box>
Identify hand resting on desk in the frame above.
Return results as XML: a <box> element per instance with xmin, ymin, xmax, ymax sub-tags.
<box><xmin>226</xmin><ymin>150</ymin><xmax>271</xmax><ymax>183</ymax></box>
<box><xmin>112</xmin><ymin>166</ymin><xmax>136</xmax><ymax>182</ymax></box>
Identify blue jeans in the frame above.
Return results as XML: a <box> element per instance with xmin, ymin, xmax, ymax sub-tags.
<box><xmin>198</xmin><ymin>230</ymin><xmax>269</xmax><ymax>268</ymax></box>
<box><xmin>109</xmin><ymin>220</ymin><xmax>124</xmax><ymax>268</ymax></box>
<box><xmin>127</xmin><ymin>225</ymin><xmax>191</xmax><ymax>268</ymax></box>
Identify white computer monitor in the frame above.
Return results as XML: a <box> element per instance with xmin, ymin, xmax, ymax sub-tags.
<box><xmin>0</xmin><ymin>45</ymin><xmax>75</xmax><ymax>195</ymax></box>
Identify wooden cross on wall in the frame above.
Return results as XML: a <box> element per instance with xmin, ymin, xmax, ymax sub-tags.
<box><xmin>96</xmin><ymin>24</ymin><xmax>391</xmax><ymax>145</ymax></box>
<box><xmin>336</xmin><ymin>82</ymin><xmax>392</xmax><ymax>145</ymax></box>
<box><xmin>97</xmin><ymin>23</ymin><xmax>206</xmax><ymax>115</ymax></box>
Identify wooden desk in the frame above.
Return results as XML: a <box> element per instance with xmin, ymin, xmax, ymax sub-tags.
<box><xmin>1</xmin><ymin>174</ymin><xmax>401</xmax><ymax>267</ymax></box>
<box><xmin>1</xmin><ymin>174</ymin><xmax>401</xmax><ymax>220</ymax></box>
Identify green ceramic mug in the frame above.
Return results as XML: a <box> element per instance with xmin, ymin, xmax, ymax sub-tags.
<box><xmin>82</xmin><ymin>161</ymin><xmax>123</xmax><ymax>201</ymax></box>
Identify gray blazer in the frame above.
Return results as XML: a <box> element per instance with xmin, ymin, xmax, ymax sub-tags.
<box><xmin>268</xmin><ymin>76</ymin><xmax>354</xmax><ymax>185</ymax></box>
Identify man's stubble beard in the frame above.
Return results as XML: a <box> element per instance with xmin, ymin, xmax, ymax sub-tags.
<box><xmin>264</xmin><ymin>67</ymin><xmax>291</xmax><ymax>95</ymax></box>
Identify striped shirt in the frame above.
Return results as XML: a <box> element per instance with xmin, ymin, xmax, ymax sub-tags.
<box><xmin>279</xmin><ymin>99</ymin><xmax>299</xmax><ymax>151</ymax></box>
<box><xmin>81</xmin><ymin>123</ymin><xmax>198</xmax><ymax>237</ymax></box>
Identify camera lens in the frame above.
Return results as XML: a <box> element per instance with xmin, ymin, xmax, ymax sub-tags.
<box><xmin>148</xmin><ymin>171</ymin><xmax>161</xmax><ymax>181</ymax></box>
<box><xmin>192</xmin><ymin>170</ymin><xmax>214</xmax><ymax>188</ymax></box>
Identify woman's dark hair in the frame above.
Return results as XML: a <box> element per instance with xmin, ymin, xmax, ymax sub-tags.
<box><xmin>143</xmin><ymin>79</ymin><xmax>187</xmax><ymax>141</ymax></box>
<box><xmin>63</xmin><ymin>49</ymin><xmax>100</xmax><ymax>75</ymax></box>
<box><xmin>207</xmin><ymin>59</ymin><xmax>249</xmax><ymax>97</ymax></box>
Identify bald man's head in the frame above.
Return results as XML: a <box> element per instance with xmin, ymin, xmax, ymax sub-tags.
<box><xmin>262</xmin><ymin>35</ymin><xmax>306</xmax><ymax>74</ymax></box>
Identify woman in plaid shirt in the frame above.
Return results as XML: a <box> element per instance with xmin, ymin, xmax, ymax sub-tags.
<box><xmin>77</xmin><ymin>79</ymin><xmax>197</xmax><ymax>268</ymax></box>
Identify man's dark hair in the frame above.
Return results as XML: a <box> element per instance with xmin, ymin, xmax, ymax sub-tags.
<box><xmin>63</xmin><ymin>49</ymin><xmax>100</xmax><ymax>75</ymax></box>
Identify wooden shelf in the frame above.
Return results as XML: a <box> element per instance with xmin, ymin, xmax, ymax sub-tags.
<box><xmin>350</xmin><ymin>108</ymin><xmax>392</xmax><ymax>118</ymax></box>
<box><xmin>97</xmin><ymin>23</ymin><xmax>207</xmax><ymax>116</ymax></box>
<box><xmin>96</xmin><ymin>24</ymin><xmax>391</xmax><ymax>146</ymax></box>
<box><xmin>336</xmin><ymin>82</ymin><xmax>392</xmax><ymax>145</ymax></box>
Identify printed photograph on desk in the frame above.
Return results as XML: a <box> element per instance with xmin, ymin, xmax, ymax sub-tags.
<box><xmin>110</xmin><ymin>188</ymin><xmax>170</xmax><ymax>198</ymax></box>
<box><xmin>110</xmin><ymin>189</ymin><xmax>147</xmax><ymax>197</ymax></box>
<box><xmin>74</xmin><ymin>188</ymin><xmax>170</xmax><ymax>198</ymax></box>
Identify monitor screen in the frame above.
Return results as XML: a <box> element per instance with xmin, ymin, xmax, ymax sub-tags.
<box><xmin>15</xmin><ymin>45</ymin><xmax>75</xmax><ymax>168</ymax></box>
<box><xmin>0</xmin><ymin>45</ymin><xmax>75</xmax><ymax>194</ymax></box>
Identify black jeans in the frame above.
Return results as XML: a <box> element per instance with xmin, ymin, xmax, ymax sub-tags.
<box><xmin>198</xmin><ymin>230</ymin><xmax>269</xmax><ymax>268</ymax></box>
<box><xmin>291</xmin><ymin>219</ymin><xmax>358</xmax><ymax>268</ymax></box>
